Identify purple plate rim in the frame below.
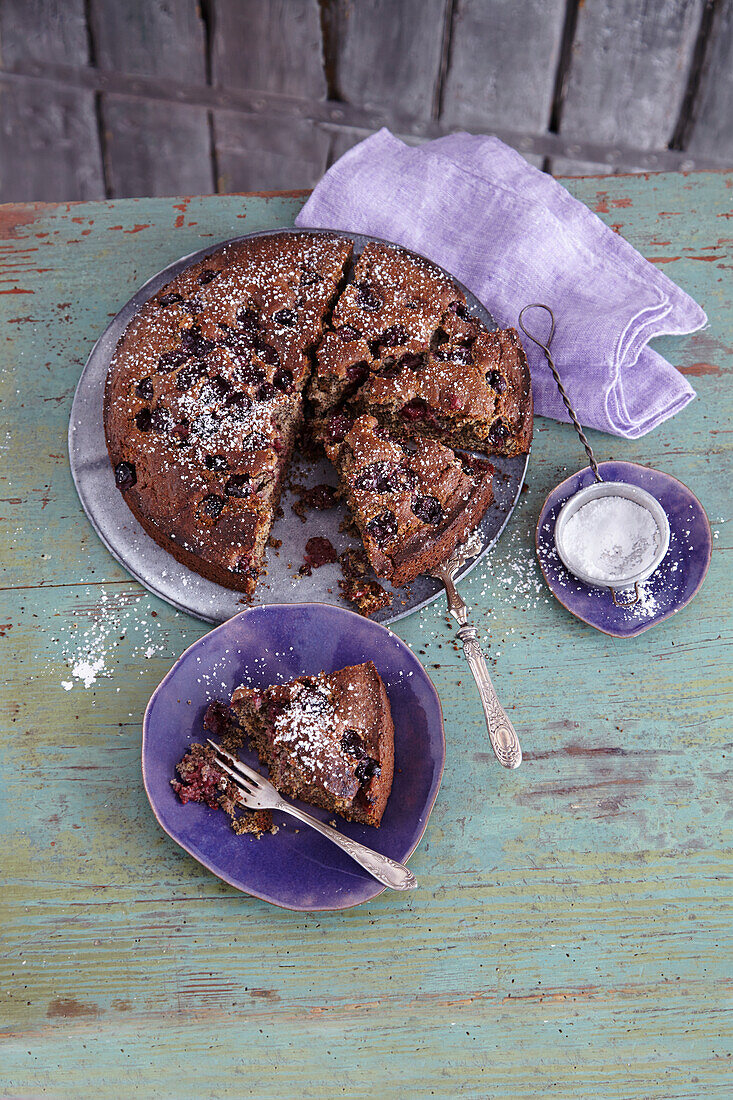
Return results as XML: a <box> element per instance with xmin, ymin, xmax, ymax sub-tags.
<box><xmin>141</xmin><ymin>601</ymin><xmax>446</xmax><ymax>911</ymax></box>
<box><xmin>535</xmin><ymin>460</ymin><xmax>712</xmax><ymax>638</ymax></box>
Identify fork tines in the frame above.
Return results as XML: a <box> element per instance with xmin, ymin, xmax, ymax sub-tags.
<box><xmin>206</xmin><ymin>738</ymin><xmax>264</xmax><ymax>797</ymax></box>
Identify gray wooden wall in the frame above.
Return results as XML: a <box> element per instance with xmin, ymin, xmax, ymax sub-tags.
<box><xmin>0</xmin><ymin>0</ymin><xmax>731</xmax><ymax>203</ymax></box>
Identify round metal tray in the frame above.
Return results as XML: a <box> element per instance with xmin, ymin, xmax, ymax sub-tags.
<box><xmin>69</xmin><ymin>228</ymin><xmax>529</xmax><ymax>625</ymax></box>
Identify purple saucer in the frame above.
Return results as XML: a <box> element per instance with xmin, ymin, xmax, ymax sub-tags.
<box><xmin>536</xmin><ymin>461</ymin><xmax>712</xmax><ymax>638</ymax></box>
<box><xmin>142</xmin><ymin>603</ymin><xmax>445</xmax><ymax>911</ymax></box>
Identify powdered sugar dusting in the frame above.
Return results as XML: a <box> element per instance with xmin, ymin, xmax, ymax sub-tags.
<box><xmin>55</xmin><ymin>588</ymin><xmax>168</xmax><ymax>690</ymax></box>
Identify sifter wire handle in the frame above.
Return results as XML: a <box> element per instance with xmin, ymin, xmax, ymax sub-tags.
<box><xmin>518</xmin><ymin>303</ymin><xmax>603</xmax><ymax>483</ymax></box>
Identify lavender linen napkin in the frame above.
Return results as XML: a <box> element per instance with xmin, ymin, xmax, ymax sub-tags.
<box><xmin>296</xmin><ymin>129</ymin><xmax>706</xmax><ymax>439</ymax></box>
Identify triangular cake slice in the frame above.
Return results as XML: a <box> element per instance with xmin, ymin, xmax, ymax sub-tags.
<box><xmin>307</xmin><ymin>241</ymin><xmax>465</xmax><ymax>417</ymax></box>
<box><xmin>351</xmin><ymin>319</ymin><xmax>533</xmax><ymax>457</ymax></box>
<box><xmin>230</xmin><ymin>661</ymin><xmax>394</xmax><ymax>827</ymax></box>
<box><xmin>326</xmin><ymin>414</ymin><xmax>494</xmax><ymax>587</ymax></box>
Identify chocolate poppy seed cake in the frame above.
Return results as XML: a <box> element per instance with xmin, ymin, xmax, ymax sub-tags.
<box><xmin>326</xmin><ymin>414</ymin><xmax>495</xmax><ymax>587</ymax></box>
<box><xmin>104</xmin><ymin>231</ymin><xmax>353</xmax><ymax>593</ymax></box>
<box><xmin>306</xmin><ymin>241</ymin><xmax>466</xmax><ymax>418</ymax></box>
<box><xmin>106</xmin><ymin>230</ymin><xmax>531</xmax><ymax>598</ymax></box>
<box><xmin>352</xmin><ymin>320</ymin><xmax>533</xmax><ymax>457</ymax></box>
<box><xmin>229</xmin><ymin>661</ymin><xmax>394</xmax><ymax>827</ymax></box>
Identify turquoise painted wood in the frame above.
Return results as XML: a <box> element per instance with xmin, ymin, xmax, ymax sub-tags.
<box><xmin>0</xmin><ymin>176</ymin><xmax>731</xmax><ymax>1099</ymax></box>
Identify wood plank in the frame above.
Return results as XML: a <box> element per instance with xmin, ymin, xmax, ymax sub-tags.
<box><xmin>88</xmin><ymin>0</ymin><xmax>213</xmax><ymax>198</ymax></box>
<box><xmin>440</xmin><ymin>0</ymin><xmax>567</xmax><ymax>132</ymax></box>
<box><xmin>213</xmin><ymin>109</ymin><xmax>330</xmax><ymax>192</ymax></box>
<box><xmin>553</xmin><ymin>0</ymin><xmax>705</xmax><ymax>175</ymax></box>
<box><xmin>0</xmin><ymin>0</ymin><xmax>104</xmax><ymax>202</ymax></box>
<box><xmin>686</xmin><ymin>0</ymin><xmax>733</xmax><ymax>160</ymax></box>
<box><xmin>211</xmin><ymin>0</ymin><xmax>327</xmax><ymax>195</ymax></box>
<box><xmin>0</xmin><ymin>178</ymin><xmax>731</xmax><ymax>1096</ymax></box>
<box><xmin>325</xmin><ymin>0</ymin><xmax>449</xmax><ymax>120</ymax></box>
<box><xmin>211</xmin><ymin>0</ymin><xmax>326</xmax><ymax>98</ymax></box>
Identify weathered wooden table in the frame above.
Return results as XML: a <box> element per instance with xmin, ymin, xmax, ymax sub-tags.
<box><xmin>1</xmin><ymin>174</ymin><xmax>730</xmax><ymax>1098</ymax></box>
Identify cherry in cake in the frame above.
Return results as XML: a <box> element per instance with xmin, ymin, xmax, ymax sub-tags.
<box><xmin>326</xmin><ymin>415</ymin><xmax>494</xmax><ymax>587</ymax></box>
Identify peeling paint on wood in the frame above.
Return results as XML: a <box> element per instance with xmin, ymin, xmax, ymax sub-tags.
<box><xmin>0</xmin><ymin>174</ymin><xmax>731</xmax><ymax>1098</ymax></box>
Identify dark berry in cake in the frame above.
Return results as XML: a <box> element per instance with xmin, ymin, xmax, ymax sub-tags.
<box><xmin>114</xmin><ymin>461</ymin><xmax>136</xmax><ymax>489</ymax></box>
<box><xmin>412</xmin><ymin>494</ymin><xmax>443</xmax><ymax>525</ymax></box>
<box><xmin>136</xmin><ymin>376</ymin><xmax>154</xmax><ymax>400</ymax></box>
<box><xmin>357</xmin><ymin>283</ymin><xmax>383</xmax><ymax>311</ymax></box>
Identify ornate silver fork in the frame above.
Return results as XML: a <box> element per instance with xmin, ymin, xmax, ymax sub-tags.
<box><xmin>206</xmin><ymin>739</ymin><xmax>417</xmax><ymax>891</ymax></box>
<box><xmin>431</xmin><ymin>534</ymin><xmax>523</xmax><ymax>769</ymax></box>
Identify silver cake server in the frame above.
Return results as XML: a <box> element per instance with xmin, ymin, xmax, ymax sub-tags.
<box><xmin>431</xmin><ymin>533</ymin><xmax>522</xmax><ymax>769</ymax></box>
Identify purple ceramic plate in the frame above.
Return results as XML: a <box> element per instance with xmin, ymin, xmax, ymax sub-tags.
<box><xmin>536</xmin><ymin>461</ymin><xmax>712</xmax><ymax>638</ymax></box>
<box><xmin>142</xmin><ymin>603</ymin><xmax>445</xmax><ymax>910</ymax></box>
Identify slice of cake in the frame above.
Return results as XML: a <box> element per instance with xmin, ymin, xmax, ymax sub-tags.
<box><xmin>229</xmin><ymin>661</ymin><xmax>394</xmax><ymax>827</ymax></box>
<box><xmin>306</xmin><ymin>241</ymin><xmax>466</xmax><ymax>417</ymax></box>
<box><xmin>325</xmin><ymin>415</ymin><xmax>494</xmax><ymax>587</ymax></box>
<box><xmin>352</xmin><ymin>320</ymin><xmax>533</xmax><ymax>457</ymax></box>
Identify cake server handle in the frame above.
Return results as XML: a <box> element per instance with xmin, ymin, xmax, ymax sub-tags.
<box><xmin>436</xmin><ymin>562</ymin><xmax>522</xmax><ymax>769</ymax></box>
<box><xmin>273</xmin><ymin>801</ymin><xmax>418</xmax><ymax>890</ymax></box>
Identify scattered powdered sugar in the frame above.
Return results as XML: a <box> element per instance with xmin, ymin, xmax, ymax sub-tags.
<box><xmin>560</xmin><ymin>496</ymin><xmax>661</xmax><ymax>581</ymax></box>
<box><xmin>55</xmin><ymin>587</ymin><xmax>168</xmax><ymax>689</ymax></box>
<box><xmin>270</xmin><ymin>679</ymin><xmax>354</xmax><ymax>788</ymax></box>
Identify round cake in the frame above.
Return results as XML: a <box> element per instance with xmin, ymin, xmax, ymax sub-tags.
<box><xmin>104</xmin><ymin>231</ymin><xmax>533</xmax><ymax>598</ymax></box>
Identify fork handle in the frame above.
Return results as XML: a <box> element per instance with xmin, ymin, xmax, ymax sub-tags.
<box><xmin>273</xmin><ymin>802</ymin><xmax>417</xmax><ymax>890</ymax></box>
<box><xmin>458</xmin><ymin>624</ymin><xmax>522</xmax><ymax>769</ymax></box>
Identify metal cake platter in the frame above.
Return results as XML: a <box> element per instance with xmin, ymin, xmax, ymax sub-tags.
<box><xmin>68</xmin><ymin>228</ymin><xmax>529</xmax><ymax>626</ymax></box>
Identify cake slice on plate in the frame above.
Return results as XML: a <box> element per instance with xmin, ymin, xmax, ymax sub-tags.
<box><xmin>173</xmin><ymin>661</ymin><xmax>396</xmax><ymax>830</ymax></box>
<box><xmin>326</xmin><ymin>414</ymin><xmax>494</xmax><ymax>587</ymax></box>
<box><xmin>230</xmin><ymin>661</ymin><xmax>394</xmax><ymax>827</ymax></box>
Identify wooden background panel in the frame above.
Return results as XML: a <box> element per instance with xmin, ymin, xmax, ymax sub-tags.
<box><xmin>324</xmin><ymin>0</ymin><xmax>449</xmax><ymax>120</ymax></box>
<box><xmin>0</xmin><ymin>0</ymin><xmax>104</xmax><ymax>202</ymax></box>
<box><xmin>553</xmin><ymin>0</ymin><xmax>705</xmax><ymax>175</ymax></box>
<box><xmin>440</xmin><ymin>0</ymin><xmax>566</xmax><ymax>145</ymax></box>
<box><xmin>89</xmin><ymin>0</ymin><xmax>213</xmax><ymax>198</ymax></box>
<box><xmin>687</xmin><ymin>0</ymin><xmax>733</xmax><ymax>160</ymax></box>
<box><xmin>211</xmin><ymin>0</ymin><xmax>326</xmax><ymax>98</ymax></box>
<box><xmin>1</xmin><ymin>0</ymin><xmax>732</xmax><ymax>202</ymax></box>
<box><xmin>213</xmin><ymin>109</ymin><xmax>330</xmax><ymax>192</ymax></box>
<box><xmin>211</xmin><ymin>0</ymin><xmax>327</xmax><ymax>192</ymax></box>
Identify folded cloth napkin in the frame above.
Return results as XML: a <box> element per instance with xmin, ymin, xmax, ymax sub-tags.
<box><xmin>295</xmin><ymin>129</ymin><xmax>706</xmax><ymax>439</ymax></box>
